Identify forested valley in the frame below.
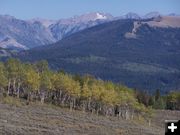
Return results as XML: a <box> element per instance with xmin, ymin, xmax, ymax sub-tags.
<box><xmin>0</xmin><ymin>58</ymin><xmax>179</xmax><ymax>122</ymax></box>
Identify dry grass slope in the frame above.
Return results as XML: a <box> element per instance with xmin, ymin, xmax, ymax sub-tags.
<box><xmin>1</xmin><ymin>100</ymin><xmax>179</xmax><ymax>135</ymax></box>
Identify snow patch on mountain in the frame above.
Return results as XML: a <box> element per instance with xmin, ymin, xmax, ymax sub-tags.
<box><xmin>96</xmin><ymin>13</ymin><xmax>107</xmax><ymax>20</ymax></box>
<box><xmin>49</xmin><ymin>12</ymin><xmax>113</xmax><ymax>40</ymax></box>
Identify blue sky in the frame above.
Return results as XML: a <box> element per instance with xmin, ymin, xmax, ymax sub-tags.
<box><xmin>0</xmin><ymin>0</ymin><xmax>180</xmax><ymax>20</ymax></box>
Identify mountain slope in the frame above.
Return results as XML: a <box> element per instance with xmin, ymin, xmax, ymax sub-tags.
<box><xmin>1</xmin><ymin>12</ymin><xmax>170</xmax><ymax>51</ymax></box>
<box><xmin>0</xmin><ymin>47</ymin><xmax>16</xmax><ymax>62</ymax></box>
<box><xmin>48</xmin><ymin>12</ymin><xmax>113</xmax><ymax>40</ymax></box>
<box><xmin>1</xmin><ymin>12</ymin><xmax>177</xmax><ymax>51</ymax></box>
<box><xmin>0</xmin><ymin>15</ymin><xmax>55</xmax><ymax>50</ymax></box>
<box><xmin>18</xmin><ymin>18</ymin><xmax>180</xmax><ymax>93</ymax></box>
<box><xmin>0</xmin><ymin>13</ymin><xmax>113</xmax><ymax>50</ymax></box>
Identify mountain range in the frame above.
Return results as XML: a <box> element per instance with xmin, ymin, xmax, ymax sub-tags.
<box><xmin>0</xmin><ymin>12</ymin><xmax>112</xmax><ymax>50</ymax></box>
<box><xmin>1</xmin><ymin>12</ymin><xmax>178</xmax><ymax>50</ymax></box>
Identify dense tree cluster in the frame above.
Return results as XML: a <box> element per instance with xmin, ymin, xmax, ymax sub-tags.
<box><xmin>136</xmin><ymin>89</ymin><xmax>180</xmax><ymax>110</ymax></box>
<box><xmin>0</xmin><ymin>58</ymin><xmax>154</xmax><ymax>120</ymax></box>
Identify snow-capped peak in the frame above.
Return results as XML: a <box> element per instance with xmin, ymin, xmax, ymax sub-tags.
<box><xmin>75</xmin><ymin>12</ymin><xmax>112</xmax><ymax>22</ymax></box>
<box><xmin>95</xmin><ymin>13</ymin><xmax>107</xmax><ymax>20</ymax></box>
<box><xmin>56</xmin><ymin>12</ymin><xmax>113</xmax><ymax>25</ymax></box>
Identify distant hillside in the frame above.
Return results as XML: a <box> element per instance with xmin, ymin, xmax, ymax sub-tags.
<box><xmin>18</xmin><ymin>18</ymin><xmax>180</xmax><ymax>93</ymax></box>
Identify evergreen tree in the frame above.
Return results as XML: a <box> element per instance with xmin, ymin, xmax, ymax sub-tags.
<box><xmin>155</xmin><ymin>89</ymin><xmax>160</xmax><ymax>101</ymax></box>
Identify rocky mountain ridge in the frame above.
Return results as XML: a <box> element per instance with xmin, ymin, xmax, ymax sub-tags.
<box><xmin>1</xmin><ymin>12</ymin><xmax>178</xmax><ymax>50</ymax></box>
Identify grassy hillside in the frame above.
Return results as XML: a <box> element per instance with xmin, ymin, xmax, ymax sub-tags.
<box><xmin>0</xmin><ymin>102</ymin><xmax>161</xmax><ymax>135</ymax></box>
<box><xmin>0</xmin><ymin>100</ymin><xmax>180</xmax><ymax>135</ymax></box>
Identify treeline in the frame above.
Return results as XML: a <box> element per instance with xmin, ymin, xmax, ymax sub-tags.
<box><xmin>0</xmin><ymin>59</ymin><xmax>179</xmax><ymax>120</ymax></box>
<box><xmin>136</xmin><ymin>89</ymin><xmax>180</xmax><ymax>110</ymax></box>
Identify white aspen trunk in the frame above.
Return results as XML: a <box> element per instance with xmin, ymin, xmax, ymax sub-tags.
<box><xmin>73</xmin><ymin>98</ymin><xmax>76</xmax><ymax>109</ymax></box>
<box><xmin>61</xmin><ymin>94</ymin><xmax>67</xmax><ymax>106</ymax></box>
<box><xmin>96</xmin><ymin>109</ymin><xmax>99</xmax><ymax>115</ymax></box>
<box><xmin>70</xmin><ymin>100</ymin><xmax>73</xmax><ymax>111</ymax></box>
<box><xmin>59</xmin><ymin>90</ymin><xmax>62</xmax><ymax>102</ymax></box>
<box><xmin>105</xmin><ymin>106</ymin><xmax>108</xmax><ymax>117</ymax></box>
<box><xmin>118</xmin><ymin>111</ymin><xmax>121</xmax><ymax>119</ymax></box>
<box><xmin>7</xmin><ymin>80</ymin><xmax>11</xmax><ymax>95</ymax></box>
<box><xmin>125</xmin><ymin>111</ymin><xmax>127</xmax><ymax>120</ymax></box>
<box><xmin>148</xmin><ymin>119</ymin><xmax>151</xmax><ymax>127</ymax></box>
<box><xmin>82</xmin><ymin>101</ymin><xmax>86</xmax><ymax>112</ymax></box>
<box><xmin>58</xmin><ymin>90</ymin><xmax>62</xmax><ymax>102</ymax></box>
<box><xmin>28</xmin><ymin>92</ymin><xmax>31</xmax><ymax>102</ymax></box>
<box><xmin>13</xmin><ymin>79</ymin><xmax>16</xmax><ymax>95</ymax></box>
<box><xmin>88</xmin><ymin>98</ymin><xmax>91</xmax><ymax>111</ymax></box>
<box><xmin>125</xmin><ymin>110</ymin><xmax>129</xmax><ymax>120</ymax></box>
<box><xmin>17</xmin><ymin>82</ymin><xmax>20</xmax><ymax>98</ymax></box>
<box><xmin>131</xmin><ymin>113</ymin><xmax>134</xmax><ymax>120</ymax></box>
<box><xmin>118</xmin><ymin>107</ymin><xmax>121</xmax><ymax>118</ymax></box>
<box><xmin>41</xmin><ymin>92</ymin><xmax>45</xmax><ymax>104</ymax></box>
<box><xmin>91</xmin><ymin>109</ymin><xmax>95</xmax><ymax>114</ymax></box>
